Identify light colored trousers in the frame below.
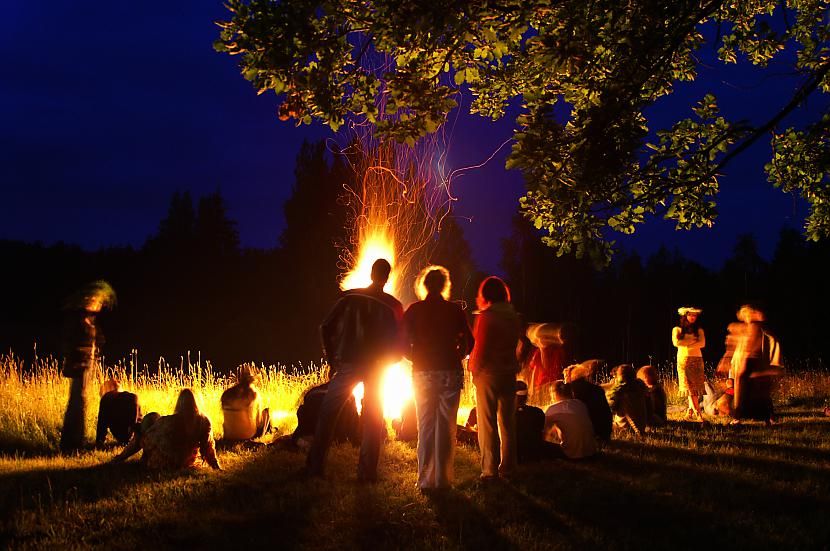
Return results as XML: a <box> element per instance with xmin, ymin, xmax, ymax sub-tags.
<box><xmin>473</xmin><ymin>371</ymin><xmax>517</xmax><ymax>478</ymax></box>
<box><xmin>413</xmin><ymin>370</ymin><xmax>463</xmax><ymax>489</ymax></box>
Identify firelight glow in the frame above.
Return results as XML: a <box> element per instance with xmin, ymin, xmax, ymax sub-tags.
<box><xmin>339</xmin><ymin>229</ymin><xmax>398</xmax><ymax>293</ymax></box>
<box><xmin>351</xmin><ymin>361</ymin><xmax>414</xmax><ymax>421</ymax></box>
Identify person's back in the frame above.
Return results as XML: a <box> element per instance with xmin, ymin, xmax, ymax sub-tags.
<box><xmin>567</xmin><ymin>377</ymin><xmax>613</xmax><ymax>441</ymax></box>
<box><xmin>404</xmin><ymin>296</ymin><xmax>472</xmax><ymax>372</ymax></box>
<box><xmin>544</xmin><ymin>398</ymin><xmax>597</xmax><ymax>459</ymax></box>
<box><xmin>96</xmin><ymin>389</ymin><xmax>141</xmax><ymax>445</ymax></box>
<box><xmin>608</xmin><ymin>378</ymin><xmax>650</xmax><ymax>435</ymax></box>
<box><xmin>647</xmin><ymin>383</ymin><xmax>668</xmax><ymax>424</ymax></box>
<box><xmin>322</xmin><ymin>288</ymin><xmax>403</xmax><ymax>369</ymax></box>
<box><xmin>142</xmin><ymin>412</ymin><xmax>218</xmax><ymax>470</ymax></box>
<box><xmin>516</xmin><ymin>403</ymin><xmax>546</xmax><ymax>462</ymax></box>
<box><xmin>221</xmin><ymin>383</ymin><xmax>261</xmax><ymax>440</ymax></box>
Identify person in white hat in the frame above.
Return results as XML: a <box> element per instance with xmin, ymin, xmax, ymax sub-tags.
<box><xmin>672</xmin><ymin>307</ymin><xmax>706</xmax><ymax>421</ymax></box>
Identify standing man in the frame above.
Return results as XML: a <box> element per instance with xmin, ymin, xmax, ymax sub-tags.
<box><xmin>306</xmin><ymin>259</ymin><xmax>403</xmax><ymax>482</ymax></box>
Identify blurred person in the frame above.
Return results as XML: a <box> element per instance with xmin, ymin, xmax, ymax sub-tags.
<box><xmin>113</xmin><ymin>388</ymin><xmax>221</xmax><ymax>470</ymax></box>
<box><xmin>403</xmin><ymin>267</ymin><xmax>474</xmax><ymax>490</ymax></box>
<box><xmin>543</xmin><ymin>380</ymin><xmax>598</xmax><ymax>460</ymax></box>
<box><xmin>306</xmin><ymin>259</ymin><xmax>404</xmax><ymax>482</ymax></box>
<box><xmin>220</xmin><ymin>365</ymin><xmax>271</xmax><ymax>443</ymax></box>
<box><xmin>60</xmin><ymin>280</ymin><xmax>116</xmax><ymax>453</ymax></box>
<box><xmin>717</xmin><ymin>322</ymin><xmax>746</xmax><ymax>379</ymax></box>
<box><xmin>731</xmin><ymin>305</ymin><xmax>782</xmax><ymax>425</ymax></box>
<box><xmin>607</xmin><ymin>364</ymin><xmax>650</xmax><ymax>435</ymax></box>
<box><xmin>468</xmin><ymin>276</ymin><xmax>523</xmax><ymax>480</ymax></box>
<box><xmin>95</xmin><ymin>378</ymin><xmax>141</xmax><ymax>447</ymax></box>
<box><xmin>564</xmin><ymin>360</ymin><xmax>613</xmax><ymax>442</ymax></box>
<box><xmin>636</xmin><ymin>365</ymin><xmax>667</xmax><ymax>427</ymax></box>
<box><xmin>526</xmin><ymin>323</ymin><xmax>571</xmax><ymax>399</ymax></box>
<box><xmin>672</xmin><ymin>306</ymin><xmax>706</xmax><ymax>421</ymax></box>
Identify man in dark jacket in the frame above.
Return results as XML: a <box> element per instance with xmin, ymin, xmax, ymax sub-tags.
<box><xmin>306</xmin><ymin>259</ymin><xmax>403</xmax><ymax>482</ymax></box>
<box><xmin>96</xmin><ymin>379</ymin><xmax>141</xmax><ymax>446</ymax></box>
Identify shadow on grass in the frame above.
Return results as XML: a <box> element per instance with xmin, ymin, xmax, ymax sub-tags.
<box><xmin>423</xmin><ymin>487</ymin><xmax>517</xmax><ymax>550</ymax></box>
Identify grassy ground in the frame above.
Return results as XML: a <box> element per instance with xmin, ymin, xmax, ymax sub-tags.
<box><xmin>1</xmin><ymin>357</ymin><xmax>829</xmax><ymax>549</ymax></box>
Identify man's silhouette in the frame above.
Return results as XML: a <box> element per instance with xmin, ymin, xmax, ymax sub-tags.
<box><xmin>306</xmin><ymin>259</ymin><xmax>403</xmax><ymax>481</ymax></box>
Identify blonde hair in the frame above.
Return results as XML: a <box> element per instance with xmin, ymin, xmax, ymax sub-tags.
<box><xmin>100</xmin><ymin>378</ymin><xmax>120</xmax><ymax>397</ymax></box>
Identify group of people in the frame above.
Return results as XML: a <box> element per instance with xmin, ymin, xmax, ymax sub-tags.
<box><xmin>60</xmin><ymin>262</ymin><xmax>786</xmax><ymax>489</ymax></box>
<box><xmin>673</xmin><ymin>305</ymin><xmax>783</xmax><ymax>425</ymax></box>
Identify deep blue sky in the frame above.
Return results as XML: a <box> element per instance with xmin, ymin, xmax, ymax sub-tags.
<box><xmin>1</xmin><ymin>3</ymin><xmax>826</xmax><ymax>274</ymax></box>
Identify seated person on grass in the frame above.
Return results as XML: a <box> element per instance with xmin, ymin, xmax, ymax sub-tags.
<box><xmin>457</xmin><ymin>380</ymin><xmax>546</xmax><ymax>463</ymax></box>
<box><xmin>543</xmin><ymin>380</ymin><xmax>598</xmax><ymax>460</ymax></box>
<box><xmin>96</xmin><ymin>378</ymin><xmax>141</xmax><ymax>447</ymax></box>
<box><xmin>636</xmin><ymin>365</ymin><xmax>667</xmax><ymax>427</ymax></box>
<box><xmin>220</xmin><ymin>365</ymin><xmax>271</xmax><ymax>444</ymax></box>
<box><xmin>564</xmin><ymin>360</ymin><xmax>613</xmax><ymax>442</ymax></box>
<box><xmin>607</xmin><ymin>364</ymin><xmax>651</xmax><ymax>436</ymax></box>
<box><xmin>113</xmin><ymin>388</ymin><xmax>221</xmax><ymax>471</ymax></box>
<box><xmin>271</xmin><ymin>381</ymin><xmax>361</xmax><ymax>450</ymax></box>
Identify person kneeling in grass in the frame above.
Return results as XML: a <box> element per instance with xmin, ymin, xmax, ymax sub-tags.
<box><xmin>112</xmin><ymin>388</ymin><xmax>221</xmax><ymax>471</ymax></box>
<box><xmin>543</xmin><ymin>380</ymin><xmax>598</xmax><ymax>460</ymax></box>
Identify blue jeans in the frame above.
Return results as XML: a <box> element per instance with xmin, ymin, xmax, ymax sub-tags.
<box><xmin>413</xmin><ymin>370</ymin><xmax>463</xmax><ymax>489</ymax></box>
<box><xmin>306</xmin><ymin>364</ymin><xmax>385</xmax><ymax>480</ymax></box>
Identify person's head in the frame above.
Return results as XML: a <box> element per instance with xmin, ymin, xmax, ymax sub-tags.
<box><xmin>100</xmin><ymin>378</ymin><xmax>120</xmax><ymax>397</ymax></box>
<box><xmin>737</xmin><ymin>304</ymin><xmax>765</xmax><ymax>323</ymax></box>
<box><xmin>237</xmin><ymin>364</ymin><xmax>257</xmax><ymax>386</ymax></box>
<box><xmin>174</xmin><ymin>388</ymin><xmax>200</xmax><ymax>420</ymax></box>
<box><xmin>636</xmin><ymin>365</ymin><xmax>657</xmax><ymax>387</ymax></box>
<box><xmin>569</xmin><ymin>359</ymin><xmax>599</xmax><ymax>383</ymax></box>
<box><xmin>65</xmin><ymin>280</ymin><xmax>117</xmax><ymax>312</ymax></box>
<box><xmin>615</xmin><ymin>364</ymin><xmax>635</xmax><ymax>384</ymax></box>
<box><xmin>677</xmin><ymin>306</ymin><xmax>702</xmax><ymax>330</ymax></box>
<box><xmin>552</xmin><ymin>380</ymin><xmax>572</xmax><ymax>402</ymax></box>
<box><xmin>370</xmin><ymin>259</ymin><xmax>392</xmax><ymax>286</ymax></box>
<box><xmin>422</xmin><ymin>267</ymin><xmax>449</xmax><ymax>298</ymax></box>
<box><xmin>515</xmin><ymin>380</ymin><xmax>529</xmax><ymax>407</ymax></box>
<box><xmin>562</xmin><ymin>366</ymin><xmax>574</xmax><ymax>383</ymax></box>
<box><xmin>477</xmin><ymin>276</ymin><xmax>510</xmax><ymax>310</ymax></box>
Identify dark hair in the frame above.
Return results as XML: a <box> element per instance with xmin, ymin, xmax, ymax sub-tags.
<box><xmin>616</xmin><ymin>364</ymin><xmax>636</xmax><ymax>383</ymax></box>
<box><xmin>679</xmin><ymin>314</ymin><xmax>700</xmax><ymax>336</ymax></box>
<box><xmin>424</xmin><ymin>269</ymin><xmax>446</xmax><ymax>295</ymax></box>
<box><xmin>552</xmin><ymin>380</ymin><xmax>572</xmax><ymax>399</ymax></box>
<box><xmin>371</xmin><ymin>259</ymin><xmax>392</xmax><ymax>284</ymax></box>
<box><xmin>479</xmin><ymin>276</ymin><xmax>510</xmax><ymax>304</ymax></box>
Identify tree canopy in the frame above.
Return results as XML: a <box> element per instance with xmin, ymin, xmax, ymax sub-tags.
<box><xmin>216</xmin><ymin>0</ymin><xmax>830</xmax><ymax>264</ymax></box>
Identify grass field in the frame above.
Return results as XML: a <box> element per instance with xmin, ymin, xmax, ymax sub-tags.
<box><xmin>1</xmin><ymin>354</ymin><xmax>829</xmax><ymax>550</ymax></box>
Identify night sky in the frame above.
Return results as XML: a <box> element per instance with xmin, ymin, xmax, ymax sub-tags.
<box><xmin>2</xmin><ymin>2</ymin><xmax>827</xmax><ymax>274</ymax></box>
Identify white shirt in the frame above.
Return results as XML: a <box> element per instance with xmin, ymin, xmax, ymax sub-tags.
<box><xmin>544</xmin><ymin>399</ymin><xmax>597</xmax><ymax>459</ymax></box>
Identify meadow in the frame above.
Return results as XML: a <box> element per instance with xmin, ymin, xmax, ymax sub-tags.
<box><xmin>1</xmin><ymin>354</ymin><xmax>829</xmax><ymax>550</ymax></box>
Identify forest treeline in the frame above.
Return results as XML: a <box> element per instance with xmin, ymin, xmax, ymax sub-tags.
<box><xmin>1</xmin><ymin>140</ymin><xmax>827</xmax><ymax>372</ymax></box>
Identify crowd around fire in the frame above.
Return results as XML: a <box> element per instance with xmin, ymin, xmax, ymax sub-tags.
<box><xmin>57</xmin><ymin>261</ymin><xmax>801</xmax><ymax>485</ymax></box>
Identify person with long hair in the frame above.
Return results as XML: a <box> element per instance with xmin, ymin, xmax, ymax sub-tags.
<box><xmin>672</xmin><ymin>306</ymin><xmax>706</xmax><ymax>421</ymax></box>
<box><xmin>468</xmin><ymin>276</ymin><xmax>522</xmax><ymax>480</ymax></box>
<box><xmin>403</xmin><ymin>266</ymin><xmax>474</xmax><ymax>490</ymax></box>
<box><xmin>113</xmin><ymin>388</ymin><xmax>221</xmax><ymax>470</ymax></box>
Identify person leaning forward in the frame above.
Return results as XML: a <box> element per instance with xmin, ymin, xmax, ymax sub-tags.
<box><xmin>305</xmin><ymin>259</ymin><xmax>404</xmax><ymax>482</ymax></box>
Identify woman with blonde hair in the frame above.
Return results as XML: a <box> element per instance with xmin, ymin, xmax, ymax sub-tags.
<box><xmin>113</xmin><ymin>388</ymin><xmax>221</xmax><ymax>470</ymax></box>
<box><xmin>672</xmin><ymin>307</ymin><xmax>706</xmax><ymax>421</ymax></box>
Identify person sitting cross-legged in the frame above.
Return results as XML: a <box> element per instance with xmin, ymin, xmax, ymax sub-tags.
<box><xmin>543</xmin><ymin>380</ymin><xmax>598</xmax><ymax>460</ymax></box>
<box><xmin>221</xmin><ymin>365</ymin><xmax>271</xmax><ymax>444</ymax></box>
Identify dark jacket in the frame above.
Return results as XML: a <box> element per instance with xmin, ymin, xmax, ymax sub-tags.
<box><xmin>403</xmin><ymin>294</ymin><xmax>474</xmax><ymax>372</ymax></box>
<box><xmin>96</xmin><ymin>391</ymin><xmax>141</xmax><ymax>445</ymax></box>
<box><xmin>321</xmin><ymin>288</ymin><xmax>403</xmax><ymax>369</ymax></box>
<box><xmin>567</xmin><ymin>377</ymin><xmax>613</xmax><ymax>441</ymax></box>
